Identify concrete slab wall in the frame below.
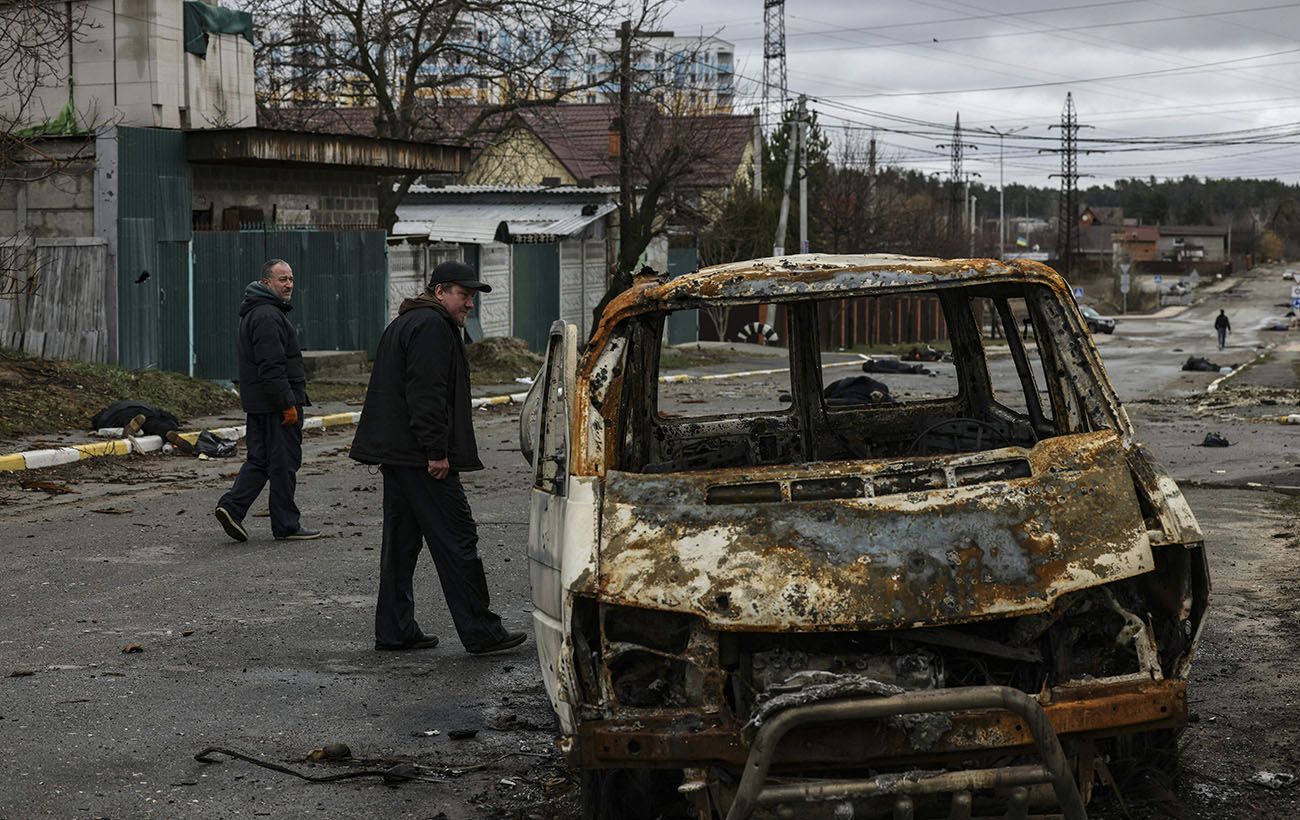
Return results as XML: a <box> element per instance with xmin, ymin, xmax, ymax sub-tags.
<box><xmin>0</xmin><ymin>139</ymin><xmax>98</xmax><ymax>240</ymax></box>
<box><xmin>478</xmin><ymin>242</ymin><xmax>511</xmax><ymax>338</ymax></box>
<box><xmin>191</xmin><ymin>165</ymin><xmax>379</xmax><ymax>226</ymax></box>
<box><xmin>2</xmin><ymin>0</ymin><xmax>254</xmax><ymax>132</ymax></box>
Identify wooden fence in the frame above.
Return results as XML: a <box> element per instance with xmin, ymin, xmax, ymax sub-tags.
<box><xmin>0</xmin><ymin>238</ymin><xmax>109</xmax><ymax>361</ymax></box>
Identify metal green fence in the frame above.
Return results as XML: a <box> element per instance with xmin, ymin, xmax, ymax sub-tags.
<box><xmin>192</xmin><ymin>228</ymin><xmax>388</xmax><ymax>380</ymax></box>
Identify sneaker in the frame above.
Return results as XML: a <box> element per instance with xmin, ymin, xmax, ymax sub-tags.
<box><xmin>275</xmin><ymin>527</ymin><xmax>321</xmax><ymax>541</ymax></box>
<box><xmin>123</xmin><ymin>414</ymin><xmax>146</xmax><ymax>437</ymax></box>
<box><xmin>374</xmin><ymin>633</ymin><xmax>440</xmax><ymax>651</ymax></box>
<box><xmin>465</xmin><ymin>631</ymin><xmax>527</xmax><ymax>655</ymax></box>
<box><xmin>214</xmin><ymin>507</ymin><xmax>248</xmax><ymax>542</ymax></box>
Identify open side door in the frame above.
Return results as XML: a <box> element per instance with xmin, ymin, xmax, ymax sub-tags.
<box><xmin>526</xmin><ymin>321</ymin><xmax>580</xmax><ymax>729</ymax></box>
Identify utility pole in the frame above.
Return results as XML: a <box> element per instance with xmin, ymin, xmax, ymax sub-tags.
<box><xmin>798</xmin><ymin>100</ymin><xmax>808</xmax><ymax>254</ymax></box>
<box><xmin>613</xmin><ymin>19</ymin><xmax>671</xmax><ymax>273</ymax></box>
<box><xmin>617</xmin><ymin>19</ymin><xmax>632</xmax><ymax>273</ymax></box>
<box><xmin>988</xmin><ymin>125</ymin><xmax>1027</xmax><ymax>260</ymax></box>
<box><xmin>773</xmin><ymin>94</ymin><xmax>804</xmax><ymax>256</ymax></box>
<box><xmin>752</xmin><ymin>106</ymin><xmax>763</xmax><ymax>198</ymax></box>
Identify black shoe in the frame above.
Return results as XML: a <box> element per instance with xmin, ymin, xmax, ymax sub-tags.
<box><xmin>214</xmin><ymin>507</ymin><xmax>248</xmax><ymax>542</ymax></box>
<box><xmin>375</xmin><ymin>634</ymin><xmax>440</xmax><ymax>651</ymax></box>
<box><xmin>465</xmin><ymin>631</ymin><xmax>527</xmax><ymax>655</ymax></box>
<box><xmin>275</xmin><ymin>527</ymin><xmax>321</xmax><ymax>541</ymax></box>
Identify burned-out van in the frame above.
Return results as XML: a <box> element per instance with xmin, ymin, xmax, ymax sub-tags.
<box><xmin>520</xmin><ymin>254</ymin><xmax>1208</xmax><ymax>820</ymax></box>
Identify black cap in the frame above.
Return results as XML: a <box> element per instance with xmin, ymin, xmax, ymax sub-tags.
<box><xmin>428</xmin><ymin>260</ymin><xmax>492</xmax><ymax>293</ymax></box>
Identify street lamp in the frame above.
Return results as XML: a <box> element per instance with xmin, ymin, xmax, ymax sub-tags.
<box><xmin>989</xmin><ymin>125</ymin><xmax>1028</xmax><ymax>260</ymax></box>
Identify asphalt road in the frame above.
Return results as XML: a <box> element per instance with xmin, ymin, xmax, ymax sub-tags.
<box><xmin>1</xmin><ymin>265</ymin><xmax>1298</xmax><ymax>819</ymax></box>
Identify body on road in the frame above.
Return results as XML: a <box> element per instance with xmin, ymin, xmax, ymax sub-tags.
<box><xmin>215</xmin><ymin>259</ymin><xmax>319</xmax><ymax>543</ymax></box>
<box><xmin>350</xmin><ymin>261</ymin><xmax>526</xmax><ymax>655</ymax></box>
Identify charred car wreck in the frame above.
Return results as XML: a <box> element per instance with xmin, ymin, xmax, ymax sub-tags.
<box><xmin>520</xmin><ymin>254</ymin><xmax>1209</xmax><ymax>820</ymax></box>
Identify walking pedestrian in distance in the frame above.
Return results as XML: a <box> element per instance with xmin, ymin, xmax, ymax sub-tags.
<box><xmin>214</xmin><ymin>259</ymin><xmax>320</xmax><ymax>543</ymax></box>
<box><xmin>1214</xmin><ymin>309</ymin><xmax>1231</xmax><ymax>351</ymax></box>
<box><xmin>350</xmin><ymin>261</ymin><xmax>526</xmax><ymax>655</ymax></box>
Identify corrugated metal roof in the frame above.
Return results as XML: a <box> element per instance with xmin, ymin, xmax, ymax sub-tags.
<box><xmin>395</xmin><ymin>202</ymin><xmax>615</xmax><ymax>244</ymax></box>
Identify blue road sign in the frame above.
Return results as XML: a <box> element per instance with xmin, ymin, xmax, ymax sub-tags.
<box><xmin>1072</xmin><ymin>286</ymin><xmax>1084</xmax><ymax>300</ymax></box>
<box><xmin>1292</xmin><ymin>297</ymin><xmax>1300</xmax><ymax>310</ymax></box>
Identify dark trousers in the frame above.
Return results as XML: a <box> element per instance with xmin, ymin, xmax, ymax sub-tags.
<box><xmin>375</xmin><ymin>465</ymin><xmax>505</xmax><ymax>649</ymax></box>
<box><xmin>217</xmin><ymin>410</ymin><xmax>303</xmax><ymax>537</ymax></box>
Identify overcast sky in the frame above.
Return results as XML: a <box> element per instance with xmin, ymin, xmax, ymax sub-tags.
<box><xmin>660</xmin><ymin>0</ymin><xmax>1300</xmax><ymax>189</ymax></box>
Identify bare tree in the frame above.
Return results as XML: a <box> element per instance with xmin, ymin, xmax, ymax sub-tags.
<box><xmin>0</xmin><ymin>0</ymin><xmax>93</xmax><ymax>300</ymax></box>
<box><xmin>240</xmin><ymin>0</ymin><xmax>657</xmax><ymax>227</ymax></box>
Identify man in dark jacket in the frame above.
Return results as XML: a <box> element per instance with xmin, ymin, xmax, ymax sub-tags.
<box><xmin>214</xmin><ymin>259</ymin><xmax>320</xmax><ymax>543</ymax></box>
<box><xmin>350</xmin><ymin>261</ymin><xmax>525</xmax><ymax>654</ymax></box>
<box><xmin>1215</xmin><ymin>309</ymin><xmax>1232</xmax><ymax>350</ymax></box>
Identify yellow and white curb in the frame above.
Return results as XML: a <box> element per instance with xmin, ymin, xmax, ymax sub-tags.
<box><xmin>0</xmin><ymin>361</ymin><xmax>875</xmax><ymax>474</ymax></box>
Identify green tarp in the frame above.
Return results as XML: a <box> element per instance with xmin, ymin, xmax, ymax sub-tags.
<box><xmin>182</xmin><ymin>1</ymin><xmax>254</xmax><ymax>58</ymax></box>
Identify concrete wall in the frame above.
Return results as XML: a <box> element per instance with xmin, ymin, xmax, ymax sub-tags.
<box><xmin>0</xmin><ymin>139</ymin><xmax>98</xmax><ymax>240</ymax></box>
<box><xmin>191</xmin><ymin>165</ymin><xmax>379</xmax><ymax>226</ymax></box>
<box><xmin>559</xmin><ymin>237</ymin><xmax>607</xmax><ymax>339</ymax></box>
<box><xmin>478</xmin><ymin>242</ymin><xmax>512</xmax><ymax>338</ymax></box>
<box><xmin>1</xmin><ymin>0</ymin><xmax>254</xmax><ymax>132</ymax></box>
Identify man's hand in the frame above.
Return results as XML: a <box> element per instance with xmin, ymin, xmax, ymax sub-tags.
<box><xmin>281</xmin><ymin>406</ymin><xmax>299</xmax><ymax>426</ymax></box>
<box><xmin>427</xmin><ymin>458</ymin><xmax>450</xmax><ymax>480</ymax></box>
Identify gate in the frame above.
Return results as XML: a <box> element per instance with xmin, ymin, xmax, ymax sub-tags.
<box><xmin>665</xmin><ymin>246</ymin><xmax>699</xmax><ymax>345</ymax></box>
<box><xmin>511</xmin><ymin>243</ymin><xmax>560</xmax><ymax>353</ymax></box>
<box><xmin>191</xmin><ymin>228</ymin><xmax>388</xmax><ymax>380</ymax></box>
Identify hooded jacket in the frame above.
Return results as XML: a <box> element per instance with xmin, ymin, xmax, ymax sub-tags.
<box><xmin>348</xmin><ymin>292</ymin><xmax>483</xmax><ymax>471</ymax></box>
<box><xmin>236</xmin><ymin>280</ymin><xmax>309</xmax><ymax>413</ymax></box>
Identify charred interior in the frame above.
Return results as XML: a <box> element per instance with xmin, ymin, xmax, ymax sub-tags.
<box><xmin>608</xmin><ymin>282</ymin><xmax>1115</xmax><ymax>475</ymax></box>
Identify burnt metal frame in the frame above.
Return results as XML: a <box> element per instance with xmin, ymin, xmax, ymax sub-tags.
<box><xmin>724</xmin><ymin>685</ymin><xmax>1088</xmax><ymax>820</ymax></box>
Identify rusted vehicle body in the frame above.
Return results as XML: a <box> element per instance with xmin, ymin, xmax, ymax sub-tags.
<box><xmin>520</xmin><ymin>254</ymin><xmax>1209</xmax><ymax>819</ymax></box>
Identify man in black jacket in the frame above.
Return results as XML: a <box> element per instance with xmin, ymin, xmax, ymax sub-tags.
<box><xmin>350</xmin><ymin>261</ymin><xmax>525</xmax><ymax>654</ymax></box>
<box><xmin>214</xmin><ymin>259</ymin><xmax>320</xmax><ymax>543</ymax></box>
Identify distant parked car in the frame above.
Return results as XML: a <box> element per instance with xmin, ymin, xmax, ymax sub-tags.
<box><xmin>1081</xmin><ymin>305</ymin><xmax>1116</xmax><ymax>334</ymax></box>
<box><xmin>1166</xmin><ymin>281</ymin><xmax>1191</xmax><ymax>296</ymax></box>
<box><xmin>1283</xmin><ymin>268</ymin><xmax>1296</xmax><ymax>281</ymax></box>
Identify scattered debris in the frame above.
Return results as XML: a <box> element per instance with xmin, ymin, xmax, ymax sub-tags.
<box><xmin>1201</xmin><ymin>432</ymin><xmax>1231</xmax><ymax>447</ymax></box>
<box><xmin>304</xmin><ymin>742</ymin><xmax>352</xmax><ymax>762</ymax></box>
<box><xmin>8</xmin><ymin>670</ymin><xmax>35</xmax><ymax>678</ymax></box>
<box><xmin>91</xmin><ymin>507</ymin><xmax>133</xmax><ymax>515</ymax></box>
<box><xmin>448</xmin><ymin>728</ymin><xmax>479</xmax><ymax>740</ymax></box>
<box><xmin>413</xmin><ymin>729</ymin><xmax>441</xmax><ymax>737</ymax></box>
<box><xmin>20</xmin><ymin>480</ymin><xmax>75</xmax><ymax>495</ymax></box>
<box><xmin>1250</xmin><ymin>771</ymin><xmax>1295</xmax><ymax>790</ymax></box>
<box><xmin>121</xmin><ymin>643</ymin><xmax>143</xmax><ymax>654</ymax></box>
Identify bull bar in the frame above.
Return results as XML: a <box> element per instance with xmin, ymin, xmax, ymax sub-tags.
<box><xmin>724</xmin><ymin>685</ymin><xmax>1088</xmax><ymax>820</ymax></box>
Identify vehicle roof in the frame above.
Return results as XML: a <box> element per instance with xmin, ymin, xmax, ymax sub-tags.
<box><xmin>627</xmin><ymin>254</ymin><xmax>1066</xmax><ymax>311</ymax></box>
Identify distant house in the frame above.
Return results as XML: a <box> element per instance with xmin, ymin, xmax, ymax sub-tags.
<box><xmin>1113</xmin><ymin>226</ymin><xmax>1160</xmax><ymax>263</ymax></box>
<box><xmin>1079</xmin><ymin>206</ymin><xmax>1124</xmax><ymax>227</ymax></box>
<box><xmin>1157</xmin><ymin>225</ymin><xmax>1228</xmax><ymax>263</ymax></box>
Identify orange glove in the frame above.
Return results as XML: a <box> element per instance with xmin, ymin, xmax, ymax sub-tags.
<box><xmin>281</xmin><ymin>406</ymin><xmax>299</xmax><ymax>426</ymax></box>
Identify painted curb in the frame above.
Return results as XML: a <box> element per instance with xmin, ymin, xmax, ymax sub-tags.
<box><xmin>0</xmin><ymin>360</ymin><xmax>874</xmax><ymax>474</ymax></box>
<box><xmin>1206</xmin><ymin>345</ymin><xmax>1272</xmax><ymax>394</ymax></box>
